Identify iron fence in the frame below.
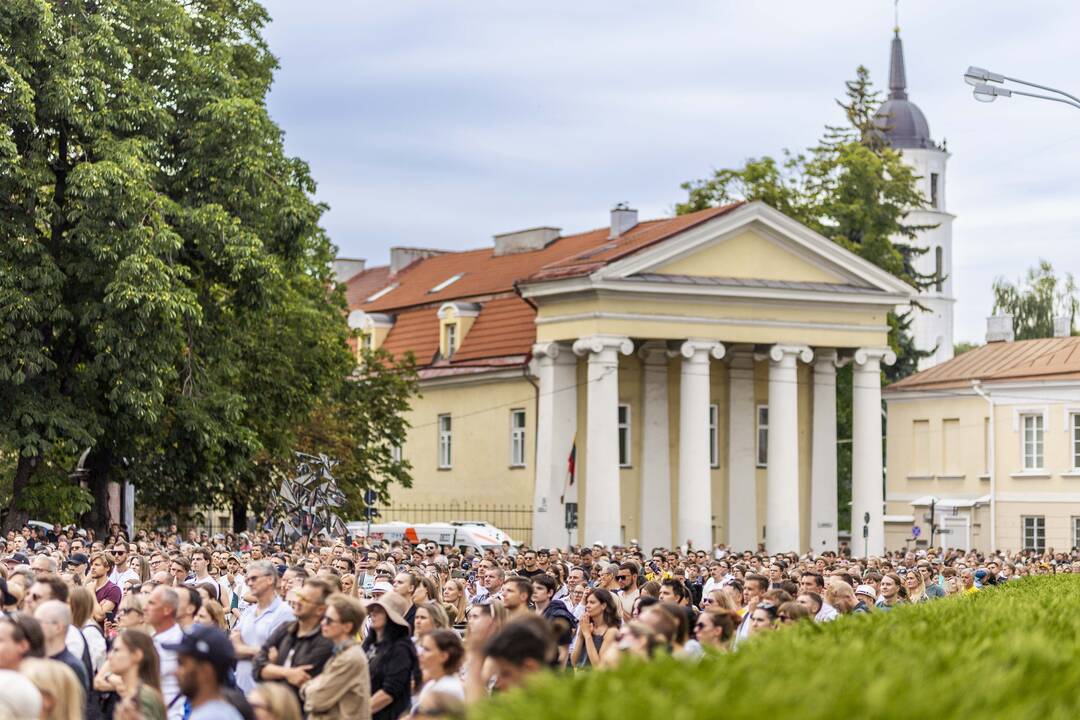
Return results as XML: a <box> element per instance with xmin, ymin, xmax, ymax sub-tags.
<box><xmin>374</xmin><ymin>502</ymin><xmax>533</xmax><ymax>546</ymax></box>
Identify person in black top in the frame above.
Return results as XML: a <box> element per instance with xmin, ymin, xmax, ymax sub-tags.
<box><xmin>363</xmin><ymin>591</ymin><xmax>419</xmax><ymax>720</ymax></box>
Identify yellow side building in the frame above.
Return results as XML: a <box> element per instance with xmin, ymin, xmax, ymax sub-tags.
<box><xmin>884</xmin><ymin>324</ymin><xmax>1080</xmax><ymax>554</ymax></box>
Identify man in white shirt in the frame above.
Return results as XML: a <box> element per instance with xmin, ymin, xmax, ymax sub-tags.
<box><xmin>146</xmin><ymin>586</ymin><xmax>184</xmax><ymax>720</ymax></box>
<box><xmin>231</xmin><ymin>560</ymin><xmax>294</xmax><ymax>693</ymax></box>
<box><xmin>799</xmin><ymin>572</ymin><xmax>838</xmax><ymax>621</ymax></box>
<box><xmin>108</xmin><ymin>543</ymin><xmax>139</xmax><ymax>592</ymax></box>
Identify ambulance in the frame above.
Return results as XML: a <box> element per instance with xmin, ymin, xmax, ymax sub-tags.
<box><xmin>346</xmin><ymin>520</ymin><xmax>518</xmax><ymax>554</ymax></box>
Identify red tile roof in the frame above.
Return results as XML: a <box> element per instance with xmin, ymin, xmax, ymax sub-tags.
<box><xmin>887</xmin><ymin>336</ymin><xmax>1080</xmax><ymax>392</ymax></box>
<box><xmin>452</xmin><ymin>296</ymin><xmax>536</xmax><ymax>362</ymax></box>
<box><xmin>344</xmin><ymin>265</ymin><xmax>392</xmax><ymax>307</ymax></box>
<box><xmin>354</xmin><ymin>205</ymin><xmax>743</xmax><ymax>372</ymax></box>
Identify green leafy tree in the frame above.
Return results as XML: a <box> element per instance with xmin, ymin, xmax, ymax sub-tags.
<box><xmin>279</xmin><ymin>347</ymin><xmax>420</xmax><ymax>519</ymax></box>
<box><xmin>992</xmin><ymin>260</ymin><xmax>1077</xmax><ymax>340</ymax></box>
<box><xmin>678</xmin><ymin>66</ymin><xmax>933</xmax><ymax>530</ymax></box>
<box><xmin>0</xmin><ymin>0</ymin><xmax>412</xmax><ymax>532</ymax></box>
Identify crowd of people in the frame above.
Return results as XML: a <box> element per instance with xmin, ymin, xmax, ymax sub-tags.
<box><xmin>0</xmin><ymin>521</ymin><xmax>1072</xmax><ymax>720</ymax></box>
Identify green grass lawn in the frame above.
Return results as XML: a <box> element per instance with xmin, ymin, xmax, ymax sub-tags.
<box><xmin>475</xmin><ymin>576</ymin><xmax>1080</xmax><ymax>720</ymax></box>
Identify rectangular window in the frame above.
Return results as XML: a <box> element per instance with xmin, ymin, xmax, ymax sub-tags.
<box><xmin>913</xmin><ymin>419</ymin><xmax>930</xmax><ymax>475</ymax></box>
<box><xmin>930</xmin><ymin>172</ymin><xmax>939</xmax><ymax>209</ymax></box>
<box><xmin>1072</xmin><ymin>413</ymin><xmax>1080</xmax><ymax>469</ymax></box>
<box><xmin>934</xmin><ymin>246</ymin><xmax>943</xmax><ymax>293</ymax></box>
<box><xmin>618</xmin><ymin>404</ymin><xmax>631</xmax><ymax>467</ymax></box>
<box><xmin>756</xmin><ymin>405</ymin><xmax>768</xmax><ymax>468</ymax></box>
<box><xmin>510</xmin><ymin>409</ymin><xmax>526</xmax><ymax>467</ymax></box>
<box><xmin>444</xmin><ymin>323</ymin><xmax>457</xmax><ymax>358</ymax></box>
<box><xmin>362</xmin><ymin>332</ymin><xmax>374</xmax><ymax>352</ymax></box>
<box><xmin>1022</xmin><ymin>413</ymin><xmax>1044</xmax><ymax>470</ymax></box>
<box><xmin>709</xmin><ymin>404</ymin><xmax>719</xmax><ymax>468</ymax></box>
<box><xmin>942</xmin><ymin>418</ymin><xmax>960</xmax><ymax>475</ymax></box>
<box><xmin>1022</xmin><ymin>516</ymin><xmax>1046</xmax><ymax>552</ymax></box>
<box><xmin>437</xmin><ymin>414</ymin><xmax>452</xmax><ymax>469</ymax></box>
<box><xmin>391</xmin><ymin>444</ymin><xmax>403</xmax><ymax>463</ymax></box>
<box><xmin>1073</xmin><ymin>517</ymin><xmax>1080</xmax><ymax>550</ymax></box>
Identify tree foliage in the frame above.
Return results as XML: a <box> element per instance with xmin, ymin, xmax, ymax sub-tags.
<box><xmin>0</xmin><ymin>0</ymin><xmax>414</xmax><ymax>531</ymax></box>
<box><xmin>992</xmin><ymin>260</ymin><xmax>1077</xmax><ymax>340</ymax></box>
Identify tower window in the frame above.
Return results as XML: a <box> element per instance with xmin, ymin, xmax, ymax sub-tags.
<box><xmin>935</xmin><ymin>246</ymin><xmax>943</xmax><ymax>292</ymax></box>
<box><xmin>930</xmin><ymin>173</ymin><xmax>939</xmax><ymax>209</ymax></box>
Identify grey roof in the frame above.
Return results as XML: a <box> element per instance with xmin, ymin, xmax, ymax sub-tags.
<box><xmin>873</xmin><ymin>31</ymin><xmax>936</xmax><ymax>150</ymax></box>
<box><xmin>630</xmin><ymin>273</ymin><xmax>888</xmax><ymax>295</ymax></box>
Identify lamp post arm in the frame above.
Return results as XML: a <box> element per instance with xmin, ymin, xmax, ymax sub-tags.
<box><xmin>1008</xmin><ymin>87</ymin><xmax>1080</xmax><ymax>110</ymax></box>
<box><xmin>1003</xmin><ymin>75</ymin><xmax>1080</xmax><ymax>106</ymax></box>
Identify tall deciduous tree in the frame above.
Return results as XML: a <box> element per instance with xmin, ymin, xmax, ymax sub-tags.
<box><xmin>0</xmin><ymin>1</ymin><xmax>411</xmax><ymax>532</ymax></box>
<box><xmin>992</xmin><ymin>260</ymin><xmax>1078</xmax><ymax>340</ymax></box>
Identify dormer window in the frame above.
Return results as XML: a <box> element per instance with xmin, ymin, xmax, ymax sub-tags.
<box><xmin>430</xmin><ymin>273</ymin><xmax>464</xmax><ymax>293</ymax></box>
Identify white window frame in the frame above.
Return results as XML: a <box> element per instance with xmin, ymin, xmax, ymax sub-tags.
<box><xmin>709</xmin><ymin>404</ymin><xmax>719</xmax><ymax>468</ymax></box>
<box><xmin>391</xmin><ymin>444</ymin><xmax>403</xmax><ymax>463</ymax></box>
<box><xmin>1022</xmin><ymin>515</ymin><xmax>1045</xmax><ymax>552</ymax></box>
<box><xmin>510</xmin><ymin>408</ymin><xmax>526</xmax><ymax>467</ymax></box>
<box><xmin>444</xmin><ymin>323</ymin><xmax>457</xmax><ymax>358</ymax></box>
<box><xmin>361</xmin><ymin>332</ymin><xmax>374</xmax><ymax>352</ymax></box>
<box><xmin>930</xmin><ymin>172</ymin><xmax>939</xmax><ymax>209</ymax></box>
<box><xmin>756</xmin><ymin>405</ymin><xmax>768</xmax><ymax>468</ymax></box>
<box><xmin>1072</xmin><ymin>412</ymin><xmax>1080</xmax><ymax>471</ymax></box>
<box><xmin>618</xmin><ymin>404</ymin><xmax>632</xmax><ymax>468</ymax></box>
<box><xmin>1021</xmin><ymin>413</ymin><xmax>1045</xmax><ymax>471</ymax></box>
<box><xmin>437</xmin><ymin>414</ymin><xmax>452</xmax><ymax>469</ymax></box>
<box><xmin>1073</xmin><ymin>516</ymin><xmax>1080</xmax><ymax>550</ymax></box>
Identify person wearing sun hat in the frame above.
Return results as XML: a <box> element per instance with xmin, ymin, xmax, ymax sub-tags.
<box><xmin>362</xmin><ymin>590</ymin><xmax>419</xmax><ymax>720</ymax></box>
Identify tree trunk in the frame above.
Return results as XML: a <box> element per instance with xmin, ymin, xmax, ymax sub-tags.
<box><xmin>3</xmin><ymin>455</ymin><xmax>36</xmax><ymax>533</ymax></box>
<box><xmin>231</xmin><ymin>497</ymin><xmax>248</xmax><ymax>534</ymax></box>
<box><xmin>79</xmin><ymin>448</ymin><xmax>114</xmax><ymax>537</ymax></box>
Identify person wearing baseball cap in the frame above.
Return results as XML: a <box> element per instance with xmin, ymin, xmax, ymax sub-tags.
<box><xmin>164</xmin><ymin>624</ymin><xmax>243</xmax><ymax>720</ymax></box>
<box><xmin>362</xmin><ymin>591</ymin><xmax>419</xmax><ymax>720</ymax></box>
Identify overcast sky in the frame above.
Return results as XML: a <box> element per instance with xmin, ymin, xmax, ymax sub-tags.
<box><xmin>260</xmin><ymin>1</ymin><xmax>1080</xmax><ymax>345</ymax></box>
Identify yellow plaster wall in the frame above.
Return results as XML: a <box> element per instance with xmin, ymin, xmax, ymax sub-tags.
<box><xmin>394</xmin><ymin>377</ymin><xmax>536</xmax><ymax>507</ymax></box>
<box><xmin>654</xmin><ymin>229</ymin><xmax>844</xmax><ymax>284</ymax></box>
<box><xmin>534</xmin><ymin>295</ymin><xmax>889</xmax><ymax>350</ymax></box>
<box><xmin>886</xmin><ymin>391</ymin><xmax>1080</xmax><ymax>552</ymax></box>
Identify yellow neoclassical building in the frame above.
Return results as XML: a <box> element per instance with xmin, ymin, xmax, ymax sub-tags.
<box><xmin>885</xmin><ymin>328</ymin><xmax>1080</xmax><ymax>553</ymax></box>
<box><xmin>344</xmin><ymin>201</ymin><xmax>915</xmax><ymax>552</ymax></box>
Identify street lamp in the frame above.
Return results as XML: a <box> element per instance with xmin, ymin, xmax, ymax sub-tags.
<box><xmin>963</xmin><ymin>65</ymin><xmax>1080</xmax><ymax>110</ymax></box>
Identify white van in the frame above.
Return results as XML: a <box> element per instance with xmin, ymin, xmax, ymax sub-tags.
<box><xmin>346</xmin><ymin>520</ymin><xmax>518</xmax><ymax>554</ymax></box>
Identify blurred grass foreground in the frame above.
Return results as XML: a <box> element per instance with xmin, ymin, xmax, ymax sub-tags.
<box><xmin>475</xmin><ymin>576</ymin><xmax>1080</xmax><ymax>720</ymax></box>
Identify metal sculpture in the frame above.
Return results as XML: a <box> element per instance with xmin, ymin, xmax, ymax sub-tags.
<box><xmin>268</xmin><ymin>452</ymin><xmax>348</xmax><ymax>543</ymax></box>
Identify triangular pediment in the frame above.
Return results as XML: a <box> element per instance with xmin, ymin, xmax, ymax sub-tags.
<box><xmin>650</xmin><ymin>228</ymin><xmax>849</xmax><ymax>284</ymax></box>
<box><xmin>593</xmin><ymin>201</ymin><xmax>914</xmax><ymax>297</ymax></box>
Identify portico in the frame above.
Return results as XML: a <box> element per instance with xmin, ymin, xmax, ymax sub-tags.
<box><xmin>522</xmin><ymin>202</ymin><xmax>913</xmax><ymax>552</ymax></box>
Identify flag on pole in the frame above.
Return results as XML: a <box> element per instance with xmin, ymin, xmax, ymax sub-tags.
<box><xmin>560</xmin><ymin>436</ymin><xmax>576</xmax><ymax>504</ymax></box>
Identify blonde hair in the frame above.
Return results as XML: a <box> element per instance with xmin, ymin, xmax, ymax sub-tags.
<box><xmin>21</xmin><ymin>658</ymin><xmax>84</xmax><ymax>720</ymax></box>
<box><xmin>199</xmin><ymin>599</ymin><xmax>228</xmax><ymax>630</ymax></box>
<box><xmin>707</xmin><ymin>588</ymin><xmax>738</xmax><ymax>612</ymax></box>
<box><xmin>69</xmin><ymin>586</ymin><xmax>100</xmax><ymax>628</ymax></box>
<box><xmin>251</xmin><ymin>682</ymin><xmax>301</xmax><ymax>720</ymax></box>
<box><xmin>443</xmin><ymin>578</ymin><xmax>468</xmax><ymax>623</ymax></box>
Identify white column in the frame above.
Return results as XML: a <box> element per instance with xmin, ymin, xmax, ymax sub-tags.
<box><xmin>531</xmin><ymin>342</ymin><xmax>577</xmax><ymax>550</ymax></box>
<box><xmin>572</xmin><ymin>335</ymin><xmax>633</xmax><ymax>546</ymax></box>
<box><xmin>676</xmin><ymin>340</ymin><xmax>725</xmax><ymax>551</ymax></box>
<box><xmin>852</xmin><ymin>347</ymin><xmax>895</xmax><ymax>558</ymax></box>
<box><xmin>638</xmin><ymin>343</ymin><xmax>672</xmax><ymax>550</ymax></box>
<box><xmin>727</xmin><ymin>348</ymin><xmax>757</xmax><ymax>551</ymax></box>
<box><xmin>810</xmin><ymin>349</ymin><xmax>839</xmax><ymax>552</ymax></box>
<box><xmin>765</xmin><ymin>344</ymin><xmax>813</xmax><ymax>554</ymax></box>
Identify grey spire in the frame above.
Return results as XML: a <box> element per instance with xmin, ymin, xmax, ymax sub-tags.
<box><xmin>889</xmin><ymin>30</ymin><xmax>908</xmax><ymax>100</ymax></box>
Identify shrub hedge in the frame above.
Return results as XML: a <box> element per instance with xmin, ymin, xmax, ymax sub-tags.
<box><xmin>475</xmin><ymin>576</ymin><xmax>1080</xmax><ymax>720</ymax></box>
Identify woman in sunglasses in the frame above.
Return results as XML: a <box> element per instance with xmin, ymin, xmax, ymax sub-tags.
<box><xmin>694</xmin><ymin>608</ymin><xmax>737</xmax><ymax>651</ymax></box>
